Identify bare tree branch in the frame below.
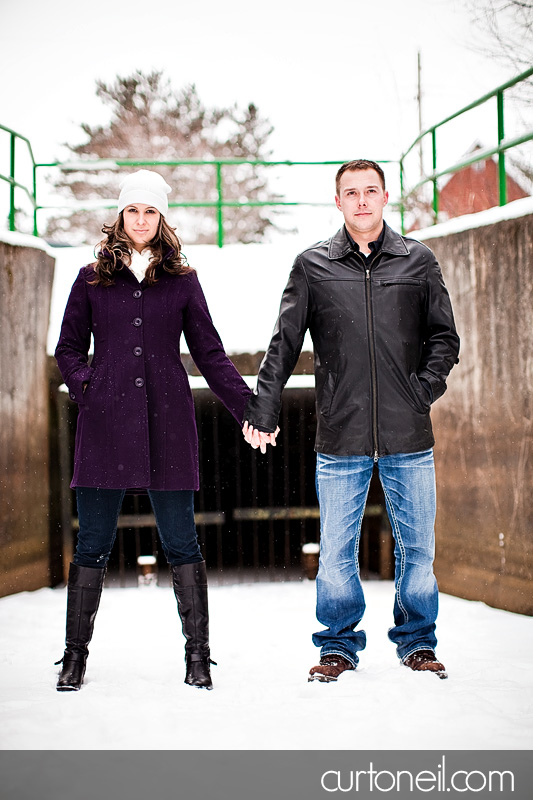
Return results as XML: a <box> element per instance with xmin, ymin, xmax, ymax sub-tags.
<box><xmin>465</xmin><ymin>0</ymin><xmax>533</xmax><ymax>74</ymax></box>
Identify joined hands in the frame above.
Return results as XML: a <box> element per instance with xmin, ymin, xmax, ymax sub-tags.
<box><xmin>242</xmin><ymin>421</ymin><xmax>280</xmax><ymax>454</ymax></box>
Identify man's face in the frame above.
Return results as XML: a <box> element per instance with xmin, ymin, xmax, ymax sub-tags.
<box><xmin>335</xmin><ymin>169</ymin><xmax>389</xmax><ymax>240</ymax></box>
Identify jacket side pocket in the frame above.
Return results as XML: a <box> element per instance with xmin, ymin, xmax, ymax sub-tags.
<box><xmin>409</xmin><ymin>372</ymin><xmax>431</xmax><ymax>413</ymax></box>
<box><xmin>319</xmin><ymin>371</ymin><xmax>338</xmax><ymax>417</ymax></box>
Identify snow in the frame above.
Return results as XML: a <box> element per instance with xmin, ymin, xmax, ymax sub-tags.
<box><xmin>47</xmin><ymin>241</ymin><xmax>316</xmax><ymax>357</ymax></box>
<box><xmin>46</xmin><ymin>195</ymin><xmax>533</xmax><ymax>358</ymax></box>
<box><xmin>0</xmin><ymin>229</ymin><xmax>56</xmax><ymax>256</ymax></box>
<box><xmin>1</xmin><ymin>579</ymin><xmax>532</xmax><ymax>751</ymax></box>
<box><xmin>413</xmin><ymin>196</ymin><xmax>533</xmax><ymax>241</ymax></box>
<box><xmin>189</xmin><ymin>374</ymin><xmax>316</xmax><ymax>390</ymax></box>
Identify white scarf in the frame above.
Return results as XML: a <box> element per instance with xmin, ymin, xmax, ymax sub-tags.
<box><xmin>129</xmin><ymin>249</ymin><xmax>152</xmax><ymax>283</ymax></box>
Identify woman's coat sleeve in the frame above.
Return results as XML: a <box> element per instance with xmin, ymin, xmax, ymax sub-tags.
<box><xmin>55</xmin><ymin>268</ymin><xmax>95</xmax><ymax>404</ymax></box>
<box><xmin>182</xmin><ymin>272</ymin><xmax>251</xmax><ymax>424</ymax></box>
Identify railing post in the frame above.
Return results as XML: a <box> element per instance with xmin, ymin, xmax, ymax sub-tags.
<box><xmin>431</xmin><ymin>128</ymin><xmax>438</xmax><ymax>223</ymax></box>
<box><xmin>32</xmin><ymin>163</ymin><xmax>38</xmax><ymax>236</ymax></box>
<box><xmin>399</xmin><ymin>159</ymin><xmax>405</xmax><ymax>234</ymax></box>
<box><xmin>497</xmin><ymin>90</ymin><xmax>507</xmax><ymax>206</ymax></box>
<box><xmin>9</xmin><ymin>133</ymin><xmax>16</xmax><ymax>231</ymax></box>
<box><xmin>216</xmin><ymin>162</ymin><xmax>224</xmax><ymax>248</ymax></box>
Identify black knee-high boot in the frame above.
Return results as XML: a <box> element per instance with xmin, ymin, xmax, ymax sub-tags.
<box><xmin>56</xmin><ymin>563</ymin><xmax>106</xmax><ymax>691</ymax></box>
<box><xmin>171</xmin><ymin>561</ymin><xmax>215</xmax><ymax>689</ymax></box>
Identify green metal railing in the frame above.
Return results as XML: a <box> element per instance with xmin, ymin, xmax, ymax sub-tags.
<box><xmin>2</xmin><ymin>67</ymin><xmax>532</xmax><ymax>243</ymax></box>
<box><xmin>399</xmin><ymin>66</ymin><xmax>533</xmax><ymax>231</ymax></box>
<box><xmin>0</xmin><ymin>123</ymin><xmax>38</xmax><ymax>235</ymax></box>
<box><xmin>34</xmin><ymin>157</ymin><xmax>379</xmax><ymax>248</ymax></box>
<box><xmin>1</xmin><ymin>147</ymin><xmax>393</xmax><ymax>246</ymax></box>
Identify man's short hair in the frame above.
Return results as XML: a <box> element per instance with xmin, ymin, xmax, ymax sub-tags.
<box><xmin>335</xmin><ymin>160</ymin><xmax>386</xmax><ymax>194</ymax></box>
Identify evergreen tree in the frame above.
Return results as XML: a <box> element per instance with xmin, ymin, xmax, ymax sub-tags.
<box><xmin>45</xmin><ymin>71</ymin><xmax>281</xmax><ymax>245</ymax></box>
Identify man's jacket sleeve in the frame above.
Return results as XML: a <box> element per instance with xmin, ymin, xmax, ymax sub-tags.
<box><xmin>243</xmin><ymin>257</ymin><xmax>310</xmax><ymax>431</ymax></box>
<box><xmin>418</xmin><ymin>255</ymin><xmax>460</xmax><ymax>403</ymax></box>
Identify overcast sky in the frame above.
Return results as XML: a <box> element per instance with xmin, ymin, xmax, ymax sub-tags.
<box><xmin>1</xmin><ymin>0</ymin><xmax>528</xmax><ymax>228</ymax></box>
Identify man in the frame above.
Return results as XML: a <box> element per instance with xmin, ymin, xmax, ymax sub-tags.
<box><xmin>243</xmin><ymin>159</ymin><xmax>459</xmax><ymax>682</ymax></box>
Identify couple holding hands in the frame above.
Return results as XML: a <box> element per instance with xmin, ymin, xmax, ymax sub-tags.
<box><xmin>55</xmin><ymin>161</ymin><xmax>459</xmax><ymax>692</ymax></box>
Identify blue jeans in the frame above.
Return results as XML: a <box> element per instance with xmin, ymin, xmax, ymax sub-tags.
<box><xmin>74</xmin><ymin>488</ymin><xmax>203</xmax><ymax>569</ymax></box>
<box><xmin>313</xmin><ymin>449</ymin><xmax>438</xmax><ymax>665</ymax></box>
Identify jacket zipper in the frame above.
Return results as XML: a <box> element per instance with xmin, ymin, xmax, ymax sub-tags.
<box><xmin>363</xmin><ymin>253</ymin><xmax>382</xmax><ymax>462</ymax></box>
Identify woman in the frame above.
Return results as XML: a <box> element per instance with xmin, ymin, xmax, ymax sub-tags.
<box><xmin>55</xmin><ymin>169</ymin><xmax>252</xmax><ymax>692</ymax></box>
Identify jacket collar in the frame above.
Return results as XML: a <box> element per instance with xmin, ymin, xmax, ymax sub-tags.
<box><xmin>327</xmin><ymin>221</ymin><xmax>410</xmax><ymax>260</ymax></box>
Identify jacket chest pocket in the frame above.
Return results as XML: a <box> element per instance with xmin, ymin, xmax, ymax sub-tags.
<box><xmin>378</xmin><ymin>278</ymin><xmax>423</xmax><ymax>287</ymax></box>
<box><xmin>375</xmin><ymin>278</ymin><xmax>425</xmax><ymax>314</ymax></box>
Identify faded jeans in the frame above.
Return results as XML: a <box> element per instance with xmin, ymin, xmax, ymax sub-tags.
<box><xmin>74</xmin><ymin>488</ymin><xmax>203</xmax><ymax>569</ymax></box>
<box><xmin>313</xmin><ymin>449</ymin><xmax>438</xmax><ymax>665</ymax></box>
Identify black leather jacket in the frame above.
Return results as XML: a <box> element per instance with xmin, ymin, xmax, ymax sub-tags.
<box><xmin>244</xmin><ymin>222</ymin><xmax>460</xmax><ymax>457</ymax></box>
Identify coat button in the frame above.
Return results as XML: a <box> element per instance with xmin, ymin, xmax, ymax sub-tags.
<box><xmin>133</xmin><ymin>347</ymin><xmax>143</xmax><ymax>356</ymax></box>
<box><xmin>69</xmin><ymin>392</ymin><xmax>76</xmax><ymax>400</ymax></box>
<box><xmin>133</xmin><ymin>290</ymin><xmax>142</xmax><ymax>299</ymax></box>
<box><xmin>135</xmin><ymin>377</ymin><xmax>145</xmax><ymax>388</ymax></box>
<box><xmin>132</xmin><ymin>317</ymin><xmax>142</xmax><ymax>327</ymax></box>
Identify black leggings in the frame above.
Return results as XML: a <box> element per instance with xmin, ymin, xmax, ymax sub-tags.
<box><xmin>74</xmin><ymin>487</ymin><xmax>202</xmax><ymax>568</ymax></box>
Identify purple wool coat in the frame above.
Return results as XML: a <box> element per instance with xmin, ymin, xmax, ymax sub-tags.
<box><xmin>55</xmin><ymin>262</ymin><xmax>251</xmax><ymax>491</ymax></box>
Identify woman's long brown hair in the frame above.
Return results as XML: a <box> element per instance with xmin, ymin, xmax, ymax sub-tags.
<box><xmin>90</xmin><ymin>213</ymin><xmax>192</xmax><ymax>286</ymax></box>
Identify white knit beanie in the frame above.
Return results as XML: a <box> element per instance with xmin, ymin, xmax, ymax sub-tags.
<box><xmin>117</xmin><ymin>170</ymin><xmax>172</xmax><ymax>217</ymax></box>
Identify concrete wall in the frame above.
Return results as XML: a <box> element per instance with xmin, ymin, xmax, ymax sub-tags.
<box><xmin>428</xmin><ymin>213</ymin><xmax>533</xmax><ymax>615</ymax></box>
<box><xmin>0</xmin><ymin>237</ymin><xmax>55</xmax><ymax>597</ymax></box>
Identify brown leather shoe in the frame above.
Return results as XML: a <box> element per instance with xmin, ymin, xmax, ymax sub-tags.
<box><xmin>308</xmin><ymin>654</ymin><xmax>355</xmax><ymax>682</ymax></box>
<box><xmin>403</xmin><ymin>649</ymin><xmax>448</xmax><ymax>679</ymax></box>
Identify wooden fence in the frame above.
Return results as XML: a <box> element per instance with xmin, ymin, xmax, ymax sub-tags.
<box><xmin>0</xmin><ymin>239</ymin><xmax>55</xmax><ymax>597</ymax></box>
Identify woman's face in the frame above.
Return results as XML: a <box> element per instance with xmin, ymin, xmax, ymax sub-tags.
<box><xmin>123</xmin><ymin>203</ymin><xmax>161</xmax><ymax>252</ymax></box>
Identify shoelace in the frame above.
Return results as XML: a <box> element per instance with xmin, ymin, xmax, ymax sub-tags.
<box><xmin>321</xmin><ymin>655</ymin><xmax>343</xmax><ymax>666</ymax></box>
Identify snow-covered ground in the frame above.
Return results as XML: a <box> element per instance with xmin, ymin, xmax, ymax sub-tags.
<box><xmin>1</xmin><ymin>579</ymin><xmax>532</xmax><ymax>751</ymax></box>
